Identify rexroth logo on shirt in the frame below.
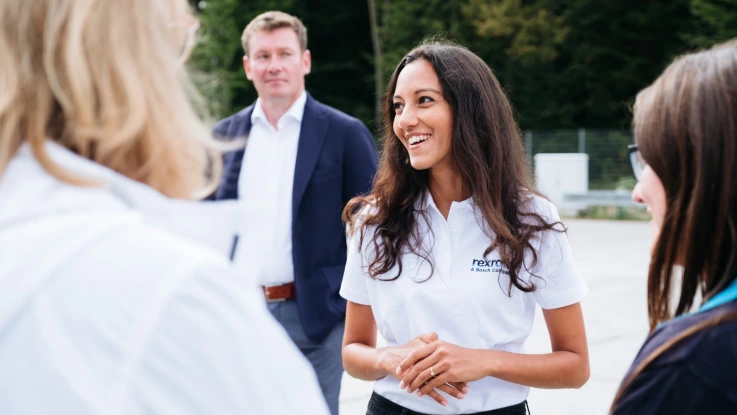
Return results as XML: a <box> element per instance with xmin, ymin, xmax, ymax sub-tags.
<box><xmin>470</xmin><ymin>258</ymin><xmax>509</xmax><ymax>274</ymax></box>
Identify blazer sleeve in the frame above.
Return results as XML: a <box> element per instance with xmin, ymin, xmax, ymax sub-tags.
<box><xmin>205</xmin><ymin>117</ymin><xmax>242</xmax><ymax>201</ymax></box>
<box><xmin>212</xmin><ymin>117</ymin><xmax>232</xmax><ymax>139</ymax></box>
<box><xmin>342</xmin><ymin>119</ymin><xmax>378</xmax><ymax>204</ymax></box>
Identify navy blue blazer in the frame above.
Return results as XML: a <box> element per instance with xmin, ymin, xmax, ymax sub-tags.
<box><xmin>212</xmin><ymin>94</ymin><xmax>378</xmax><ymax>343</ymax></box>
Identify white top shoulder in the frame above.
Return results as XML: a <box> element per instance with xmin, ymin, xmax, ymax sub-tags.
<box><xmin>340</xmin><ymin>192</ymin><xmax>587</xmax><ymax>414</ymax></box>
<box><xmin>119</xmin><ymin>252</ymin><xmax>328</xmax><ymax>415</ymax></box>
<box><xmin>0</xmin><ymin>144</ymin><xmax>329</xmax><ymax>415</ymax></box>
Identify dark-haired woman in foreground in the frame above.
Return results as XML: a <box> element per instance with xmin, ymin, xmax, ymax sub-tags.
<box><xmin>340</xmin><ymin>42</ymin><xmax>590</xmax><ymax>415</ymax></box>
<box><xmin>611</xmin><ymin>41</ymin><xmax>737</xmax><ymax>415</ymax></box>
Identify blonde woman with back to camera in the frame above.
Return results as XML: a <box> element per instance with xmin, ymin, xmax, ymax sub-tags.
<box><xmin>0</xmin><ymin>0</ymin><xmax>328</xmax><ymax>414</ymax></box>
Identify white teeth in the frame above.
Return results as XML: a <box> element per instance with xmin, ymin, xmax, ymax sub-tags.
<box><xmin>408</xmin><ymin>134</ymin><xmax>430</xmax><ymax>145</ymax></box>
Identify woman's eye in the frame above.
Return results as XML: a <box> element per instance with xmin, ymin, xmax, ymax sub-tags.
<box><xmin>419</xmin><ymin>96</ymin><xmax>434</xmax><ymax>104</ymax></box>
<box><xmin>393</xmin><ymin>102</ymin><xmax>404</xmax><ymax>112</ymax></box>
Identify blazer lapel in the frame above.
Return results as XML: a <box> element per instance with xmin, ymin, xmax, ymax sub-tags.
<box><xmin>292</xmin><ymin>95</ymin><xmax>328</xmax><ymax>215</ymax></box>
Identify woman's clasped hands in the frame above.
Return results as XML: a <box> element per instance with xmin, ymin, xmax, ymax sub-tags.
<box><xmin>396</xmin><ymin>334</ymin><xmax>492</xmax><ymax>405</ymax></box>
<box><xmin>381</xmin><ymin>332</ymin><xmax>470</xmax><ymax>407</ymax></box>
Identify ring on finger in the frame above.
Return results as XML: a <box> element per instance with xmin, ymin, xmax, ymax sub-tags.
<box><xmin>430</xmin><ymin>366</ymin><xmax>436</xmax><ymax>377</ymax></box>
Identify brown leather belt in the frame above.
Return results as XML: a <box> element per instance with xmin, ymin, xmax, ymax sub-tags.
<box><xmin>262</xmin><ymin>282</ymin><xmax>296</xmax><ymax>302</ymax></box>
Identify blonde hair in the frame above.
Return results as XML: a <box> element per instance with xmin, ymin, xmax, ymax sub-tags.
<box><xmin>241</xmin><ymin>11</ymin><xmax>308</xmax><ymax>57</ymax></box>
<box><xmin>0</xmin><ymin>0</ymin><xmax>221</xmax><ymax>199</ymax></box>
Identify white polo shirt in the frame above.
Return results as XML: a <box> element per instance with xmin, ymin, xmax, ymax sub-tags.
<box><xmin>340</xmin><ymin>193</ymin><xmax>588</xmax><ymax>414</ymax></box>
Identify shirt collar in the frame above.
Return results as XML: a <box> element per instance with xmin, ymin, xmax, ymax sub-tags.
<box><xmin>415</xmin><ymin>191</ymin><xmax>475</xmax><ymax>212</ymax></box>
<box><xmin>251</xmin><ymin>91</ymin><xmax>307</xmax><ymax>128</ymax></box>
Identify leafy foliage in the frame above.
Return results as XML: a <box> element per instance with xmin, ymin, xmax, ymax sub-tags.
<box><xmin>190</xmin><ymin>0</ymin><xmax>733</xmax><ymax>132</ymax></box>
<box><xmin>687</xmin><ymin>0</ymin><xmax>737</xmax><ymax>47</ymax></box>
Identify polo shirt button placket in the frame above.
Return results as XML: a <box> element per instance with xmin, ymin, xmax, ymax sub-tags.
<box><xmin>433</xmin><ymin>208</ymin><xmax>454</xmax><ymax>285</ymax></box>
<box><xmin>444</xmin><ymin>253</ymin><xmax>452</xmax><ymax>285</ymax></box>
<box><xmin>442</xmin><ymin>224</ymin><xmax>453</xmax><ymax>284</ymax></box>
<box><xmin>444</xmin><ymin>216</ymin><xmax>460</xmax><ymax>280</ymax></box>
<box><xmin>450</xmin><ymin>228</ymin><xmax>459</xmax><ymax>278</ymax></box>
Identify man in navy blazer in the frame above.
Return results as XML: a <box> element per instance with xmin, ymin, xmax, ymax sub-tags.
<box><xmin>211</xmin><ymin>11</ymin><xmax>377</xmax><ymax>415</ymax></box>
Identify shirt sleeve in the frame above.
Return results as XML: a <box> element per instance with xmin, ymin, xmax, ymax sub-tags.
<box><xmin>122</xmin><ymin>259</ymin><xmax>330</xmax><ymax>415</ymax></box>
<box><xmin>339</xmin><ymin>225</ymin><xmax>372</xmax><ymax>306</ymax></box>
<box><xmin>528</xmin><ymin>199</ymin><xmax>589</xmax><ymax>309</ymax></box>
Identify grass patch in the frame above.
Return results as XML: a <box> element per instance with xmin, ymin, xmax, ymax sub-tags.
<box><xmin>570</xmin><ymin>205</ymin><xmax>650</xmax><ymax>221</ymax></box>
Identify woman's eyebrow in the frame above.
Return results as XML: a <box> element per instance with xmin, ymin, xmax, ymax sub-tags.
<box><xmin>393</xmin><ymin>87</ymin><xmax>442</xmax><ymax>99</ymax></box>
<box><xmin>414</xmin><ymin>88</ymin><xmax>441</xmax><ymax>95</ymax></box>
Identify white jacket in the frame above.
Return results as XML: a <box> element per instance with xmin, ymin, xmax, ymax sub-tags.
<box><xmin>0</xmin><ymin>143</ymin><xmax>329</xmax><ymax>415</ymax></box>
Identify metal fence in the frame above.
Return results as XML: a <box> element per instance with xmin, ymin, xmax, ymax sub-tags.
<box><xmin>524</xmin><ymin>129</ymin><xmax>636</xmax><ymax>191</ymax></box>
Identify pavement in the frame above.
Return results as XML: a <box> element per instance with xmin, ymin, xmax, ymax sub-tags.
<box><xmin>338</xmin><ymin>218</ymin><xmax>653</xmax><ymax>415</ymax></box>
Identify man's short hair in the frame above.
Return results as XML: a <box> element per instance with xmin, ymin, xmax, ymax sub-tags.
<box><xmin>241</xmin><ymin>11</ymin><xmax>308</xmax><ymax>56</ymax></box>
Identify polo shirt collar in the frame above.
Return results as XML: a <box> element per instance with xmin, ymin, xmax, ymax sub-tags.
<box><xmin>416</xmin><ymin>191</ymin><xmax>475</xmax><ymax>213</ymax></box>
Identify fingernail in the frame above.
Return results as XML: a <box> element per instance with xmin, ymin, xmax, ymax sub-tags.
<box><xmin>416</xmin><ymin>391</ymin><xmax>423</xmax><ymax>397</ymax></box>
<box><xmin>398</xmin><ymin>381</ymin><xmax>405</xmax><ymax>389</ymax></box>
<box><xmin>462</xmin><ymin>386</ymin><xmax>470</xmax><ymax>394</ymax></box>
<box><xmin>441</xmin><ymin>401</ymin><xmax>448</xmax><ymax>407</ymax></box>
<box><xmin>457</xmin><ymin>393</ymin><xmax>464</xmax><ymax>399</ymax></box>
<box><xmin>396</xmin><ymin>367</ymin><xmax>401</xmax><ymax>374</ymax></box>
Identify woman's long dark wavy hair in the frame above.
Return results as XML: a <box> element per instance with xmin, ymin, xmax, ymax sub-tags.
<box><xmin>611</xmin><ymin>41</ymin><xmax>737</xmax><ymax>412</ymax></box>
<box><xmin>343</xmin><ymin>41</ymin><xmax>562</xmax><ymax>294</ymax></box>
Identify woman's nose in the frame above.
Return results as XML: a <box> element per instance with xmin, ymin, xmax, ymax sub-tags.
<box><xmin>631</xmin><ymin>182</ymin><xmax>645</xmax><ymax>204</ymax></box>
<box><xmin>397</xmin><ymin>107</ymin><xmax>418</xmax><ymax>130</ymax></box>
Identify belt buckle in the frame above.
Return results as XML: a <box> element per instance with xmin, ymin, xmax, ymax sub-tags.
<box><xmin>264</xmin><ymin>286</ymin><xmax>286</xmax><ymax>303</ymax></box>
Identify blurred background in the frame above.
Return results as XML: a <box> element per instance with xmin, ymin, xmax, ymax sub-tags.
<box><xmin>184</xmin><ymin>2</ymin><xmax>737</xmax><ymax>413</ymax></box>
<box><xmin>187</xmin><ymin>0</ymin><xmax>736</xmax><ymax>218</ymax></box>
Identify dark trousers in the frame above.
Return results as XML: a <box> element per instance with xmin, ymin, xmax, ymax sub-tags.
<box><xmin>366</xmin><ymin>392</ymin><xmax>529</xmax><ymax>415</ymax></box>
<box><xmin>268</xmin><ymin>300</ymin><xmax>344</xmax><ymax>415</ymax></box>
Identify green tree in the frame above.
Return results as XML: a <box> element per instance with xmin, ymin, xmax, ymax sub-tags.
<box><xmin>356</xmin><ymin>0</ymin><xmax>477</xmax><ymax>133</ymax></box>
<box><xmin>189</xmin><ymin>0</ymin><xmax>724</xmax><ymax>133</ymax></box>
<box><xmin>368</xmin><ymin>0</ymin><xmax>384</xmax><ymax>123</ymax></box>
<box><xmin>553</xmin><ymin>0</ymin><xmax>692</xmax><ymax>128</ymax></box>
<box><xmin>464</xmin><ymin>0</ymin><xmax>569</xmax><ymax>86</ymax></box>
<box><xmin>191</xmin><ymin>0</ymin><xmax>375</xmax><ymax>127</ymax></box>
<box><xmin>686</xmin><ymin>0</ymin><xmax>737</xmax><ymax>47</ymax></box>
<box><xmin>380</xmin><ymin>0</ymin><xmax>473</xmax><ymax>76</ymax></box>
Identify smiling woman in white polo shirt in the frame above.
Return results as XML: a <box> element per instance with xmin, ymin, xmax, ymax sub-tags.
<box><xmin>340</xmin><ymin>41</ymin><xmax>590</xmax><ymax>415</ymax></box>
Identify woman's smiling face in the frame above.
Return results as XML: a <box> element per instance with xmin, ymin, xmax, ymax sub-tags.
<box><xmin>392</xmin><ymin>59</ymin><xmax>454</xmax><ymax>172</ymax></box>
